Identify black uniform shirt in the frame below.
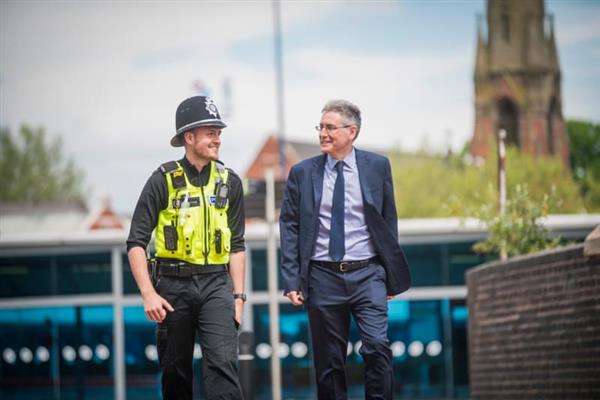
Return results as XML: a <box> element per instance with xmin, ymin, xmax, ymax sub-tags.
<box><xmin>126</xmin><ymin>157</ymin><xmax>245</xmax><ymax>254</ymax></box>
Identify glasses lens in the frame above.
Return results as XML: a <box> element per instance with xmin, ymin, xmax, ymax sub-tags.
<box><xmin>315</xmin><ymin>124</ymin><xmax>346</xmax><ymax>132</ymax></box>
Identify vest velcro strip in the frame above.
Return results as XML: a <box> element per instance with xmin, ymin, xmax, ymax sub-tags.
<box><xmin>171</xmin><ymin>196</ymin><xmax>201</xmax><ymax>209</ymax></box>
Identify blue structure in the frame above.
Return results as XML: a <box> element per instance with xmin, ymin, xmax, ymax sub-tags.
<box><xmin>0</xmin><ymin>215</ymin><xmax>597</xmax><ymax>399</ymax></box>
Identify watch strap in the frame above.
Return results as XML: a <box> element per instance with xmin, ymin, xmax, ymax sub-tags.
<box><xmin>233</xmin><ymin>293</ymin><xmax>247</xmax><ymax>302</ymax></box>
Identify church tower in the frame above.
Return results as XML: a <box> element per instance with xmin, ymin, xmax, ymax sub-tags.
<box><xmin>471</xmin><ymin>0</ymin><xmax>570</xmax><ymax>167</ymax></box>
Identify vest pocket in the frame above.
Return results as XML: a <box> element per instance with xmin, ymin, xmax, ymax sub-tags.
<box><xmin>214</xmin><ymin>229</ymin><xmax>223</xmax><ymax>253</ymax></box>
<box><xmin>163</xmin><ymin>225</ymin><xmax>178</xmax><ymax>251</ymax></box>
<box><xmin>222</xmin><ymin>227</ymin><xmax>231</xmax><ymax>253</ymax></box>
<box><xmin>207</xmin><ymin>227</ymin><xmax>231</xmax><ymax>256</ymax></box>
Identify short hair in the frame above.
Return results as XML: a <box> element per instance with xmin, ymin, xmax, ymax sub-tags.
<box><xmin>321</xmin><ymin>99</ymin><xmax>361</xmax><ymax>134</ymax></box>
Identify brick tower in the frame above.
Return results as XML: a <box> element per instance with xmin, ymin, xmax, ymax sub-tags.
<box><xmin>471</xmin><ymin>0</ymin><xmax>570</xmax><ymax>167</ymax></box>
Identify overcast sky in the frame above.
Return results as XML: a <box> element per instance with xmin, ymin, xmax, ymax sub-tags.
<box><xmin>1</xmin><ymin>0</ymin><xmax>599</xmax><ymax>214</ymax></box>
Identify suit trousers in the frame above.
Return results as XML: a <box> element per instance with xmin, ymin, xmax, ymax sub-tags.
<box><xmin>307</xmin><ymin>261</ymin><xmax>393</xmax><ymax>400</ymax></box>
<box><xmin>155</xmin><ymin>272</ymin><xmax>243</xmax><ymax>400</ymax></box>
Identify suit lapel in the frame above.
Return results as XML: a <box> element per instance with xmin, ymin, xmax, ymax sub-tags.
<box><xmin>312</xmin><ymin>154</ymin><xmax>326</xmax><ymax>209</ymax></box>
<box><xmin>356</xmin><ymin>148</ymin><xmax>374</xmax><ymax>206</ymax></box>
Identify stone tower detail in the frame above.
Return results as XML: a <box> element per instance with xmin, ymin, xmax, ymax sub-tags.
<box><xmin>471</xmin><ymin>0</ymin><xmax>569</xmax><ymax>167</ymax></box>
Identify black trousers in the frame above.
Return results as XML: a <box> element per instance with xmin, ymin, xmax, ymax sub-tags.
<box><xmin>307</xmin><ymin>261</ymin><xmax>393</xmax><ymax>400</ymax></box>
<box><xmin>155</xmin><ymin>271</ymin><xmax>242</xmax><ymax>400</ymax></box>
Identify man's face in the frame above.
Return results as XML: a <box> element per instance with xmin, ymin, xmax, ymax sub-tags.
<box><xmin>185</xmin><ymin>126</ymin><xmax>222</xmax><ymax>161</ymax></box>
<box><xmin>318</xmin><ymin>111</ymin><xmax>356</xmax><ymax>157</ymax></box>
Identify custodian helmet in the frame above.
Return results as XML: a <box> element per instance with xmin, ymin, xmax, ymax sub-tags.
<box><xmin>171</xmin><ymin>96</ymin><xmax>227</xmax><ymax>147</ymax></box>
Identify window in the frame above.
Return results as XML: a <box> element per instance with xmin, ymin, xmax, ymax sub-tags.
<box><xmin>250</xmin><ymin>248</ymin><xmax>283</xmax><ymax>291</ymax></box>
<box><xmin>547</xmin><ymin>97</ymin><xmax>558</xmax><ymax>155</ymax></box>
<box><xmin>498</xmin><ymin>98</ymin><xmax>520</xmax><ymax>147</ymax></box>
<box><xmin>0</xmin><ymin>252</ymin><xmax>111</xmax><ymax>298</ymax></box>
<box><xmin>403</xmin><ymin>245</ymin><xmax>445</xmax><ymax>286</ymax></box>
<box><xmin>447</xmin><ymin>243</ymin><xmax>495</xmax><ymax>285</ymax></box>
<box><xmin>0</xmin><ymin>306</ymin><xmax>114</xmax><ymax>399</ymax></box>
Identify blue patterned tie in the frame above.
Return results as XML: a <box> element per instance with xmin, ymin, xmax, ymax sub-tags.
<box><xmin>329</xmin><ymin>161</ymin><xmax>345</xmax><ymax>261</ymax></box>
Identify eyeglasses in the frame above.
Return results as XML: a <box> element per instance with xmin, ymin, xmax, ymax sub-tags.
<box><xmin>314</xmin><ymin>124</ymin><xmax>352</xmax><ymax>133</ymax></box>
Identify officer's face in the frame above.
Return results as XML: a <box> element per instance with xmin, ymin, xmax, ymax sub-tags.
<box><xmin>318</xmin><ymin>111</ymin><xmax>356</xmax><ymax>159</ymax></box>
<box><xmin>185</xmin><ymin>126</ymin><xmax>222</xmax><ymax>161</ymax></box>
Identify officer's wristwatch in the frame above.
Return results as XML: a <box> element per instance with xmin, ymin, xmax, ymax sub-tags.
<box><xmin>233</xmin><ymin>293</ymin><xmax>247</xmax><ymax>302</ymax></box>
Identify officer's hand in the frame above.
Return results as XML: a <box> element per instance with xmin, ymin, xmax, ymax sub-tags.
<box><xmin>143</xmin><ymin>291</ymin><xmax>175</xmax><ymax>322</ymax></box>
<box><xmin>234</xmin><ymin>298</ymin><xmax>244</xmax><ymax>326</ymax></box>
<box><xmin>286</xmin><ymin>290</ymin><xmax>304</xmax><ymax>306</ymax></box>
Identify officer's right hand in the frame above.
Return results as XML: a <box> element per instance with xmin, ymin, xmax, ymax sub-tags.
<box><xmin>143</xmin><ymin>291</ymin><xmax>175</xmax><ymax>322</ymax></box>
<box><xmin>286</xmin><ymin>290</ymin><xmax>304</xmax><ymax>306</ymax></box>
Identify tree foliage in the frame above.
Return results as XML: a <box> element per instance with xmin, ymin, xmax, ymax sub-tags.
<box><xmin>567</xmin><ymin>119</ymin><xmax>600</xmax><ymax>212</ymax></box>
<box><xmin>470</xmin><ymin>184</ymin><xmax>561</xmax><ymax>257</ymax></box>
<box><xmin>0</xmin><ymin>125</ymin><xmax>84</xmax><ymax>204</ymax></box>
<box><xmin>389</xmin><ymin>145</ymin><xmax>584</xmax><ymax>218</ymax></box>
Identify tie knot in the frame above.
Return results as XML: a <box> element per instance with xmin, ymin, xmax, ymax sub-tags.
<box><xmin>335</xmin><ymin>161</ymin><xmax>344</xmax><ymax>174</ymax></box>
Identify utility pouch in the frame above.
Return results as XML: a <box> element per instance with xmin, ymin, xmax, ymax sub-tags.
<box><xmin>215</xmin><ymin>229</ymin><xmax>222</xmax><ymax>254</ymax></box>
<box><xmin>147</xmin><ymin>258</ymin><xmax>158</xmax><ymax>286</ymax></box>
<box><xmin>164</xmin><ymin>225</ymin><xmax>178</xmax><ymax>251</ymax></box>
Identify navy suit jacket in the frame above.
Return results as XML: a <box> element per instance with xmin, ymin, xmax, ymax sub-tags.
<box><xmin>279</xmin><ymin>148</ymin><xmax>411</xmax><ymax>299</ymax></box>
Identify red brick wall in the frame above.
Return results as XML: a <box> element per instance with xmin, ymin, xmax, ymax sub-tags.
<box><xmin>467</xmin><ymin>245</ymin><xmax>600</xmax><ymax>399</ymax></box>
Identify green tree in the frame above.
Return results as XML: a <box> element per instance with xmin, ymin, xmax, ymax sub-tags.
<box><xmin>0</xmin><ymin>125</ymin><xmax>84</xmax><ymax>203</ymax></box>
<box><xmin>390</xmin><ymin>151</ymin><xmax>491</xmax><ymax>218</ymax></box>
<box><xmin>470</xmin><ymin>184</ymin><xmax>561</xmax><ymax>258</ymax></box>
<box><xmin>567</xmin><ymin>119</ymin><xmax>600</xmax><ymax>212</ymax></box>
<box><xmin>390</xmin><ymin>145</ymin><xmax>584</xmax><ymax>218</ymax></box>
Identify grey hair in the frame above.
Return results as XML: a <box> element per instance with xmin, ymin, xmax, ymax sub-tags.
<box><xmin>321</xmin><ymin>99</ymin><xmax>361</xmax><ymax>135</ymax></box>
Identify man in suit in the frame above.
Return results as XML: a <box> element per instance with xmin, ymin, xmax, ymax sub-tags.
<box><xmin>279</xmin><ymin>99</ymin><xmax>411</xmax><ymax>399</ymax></box>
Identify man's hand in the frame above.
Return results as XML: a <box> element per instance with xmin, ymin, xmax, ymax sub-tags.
<box><xmin>286</xmin><ymin>290</ymin><xmax>304</xmax><ymax>306</ymax></box>
<box><xmin>142</xmin><ymin>291</ymin><xmax>174</xmax><ymax>322</ymax></box>
<box><xmin>234</xmin><ymin>298</ymin><xmax>244</xmax><ymax>326</ymax></box>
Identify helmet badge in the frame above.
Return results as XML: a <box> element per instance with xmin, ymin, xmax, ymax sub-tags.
<box><xmin>204</xmin><ymin>97</ymin><xmax>219</xmax><ymax>118</ymax></box>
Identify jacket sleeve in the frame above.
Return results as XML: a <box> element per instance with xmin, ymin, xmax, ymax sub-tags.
<box><xmin>381</xmin><ymin>157</ymin><xmax>399</xmax><ymax>241</ymax></box>
<box><xmin>126</xmin><ymin>170</ymin><xmax>168</xmax><ymax>251</ymax></box>
<box><xmin>279</xmin><ymin>165</ymin><xmax>302</xmax><ymax>294</ymax></box>
<box><xmin>226</xmin><ymin>169</ymin><xmax>246</xmax><ymax>253</ymax></box>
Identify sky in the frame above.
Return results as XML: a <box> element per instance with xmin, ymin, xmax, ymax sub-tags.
<box><xmin>1</xmin><ymin>0</ymin><xmax>599</xmax><ymax>214</ymax></box>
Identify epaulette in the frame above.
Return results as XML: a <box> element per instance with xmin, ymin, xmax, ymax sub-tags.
<box><xmin>215</xmin><ymin>160</ymin><xmax>226</xmax><ymax>174</ymax></box>
<box><xmin>159</xmin><ymin>161</ymin><xmax>186</xmax><ymax>189</ymax></box>
<box><xmin>159</xmin><ymin>161</ymin><xmax>179</xmax><ymax>174</ymax></box>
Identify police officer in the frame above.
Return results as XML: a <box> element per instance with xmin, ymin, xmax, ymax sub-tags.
<box><xmin>127</xmin><ymin>96</ymin><xmax>246</xmax><ymax>400</ymax></box>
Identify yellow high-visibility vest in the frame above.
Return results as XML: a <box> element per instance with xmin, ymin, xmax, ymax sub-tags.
<box><xmin>154</xmin><ymin>160</ymin><xmax>231</xmax><ymax>265</ymax></box>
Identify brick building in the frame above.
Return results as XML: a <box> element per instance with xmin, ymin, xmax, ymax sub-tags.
<box><xmin>471</xmin><ymin>0</ymin><xmax>570</xmax><ymax>167</ymax></box>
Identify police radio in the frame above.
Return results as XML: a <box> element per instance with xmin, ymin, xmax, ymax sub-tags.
<box><xmin>214</xmin><ymin>181</ymin><xmax>229</xmax><ymax>209</ymax></box>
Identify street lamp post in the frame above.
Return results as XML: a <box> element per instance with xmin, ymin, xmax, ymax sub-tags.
<box><xmin>498</xmin><ymin>129</ymin><xmax>507</xmax><ymax>261</ymax></box>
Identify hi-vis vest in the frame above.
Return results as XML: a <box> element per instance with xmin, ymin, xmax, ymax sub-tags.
<box><xmin>154</xmin><ymin>160</ymin><xmax>231</xmax><ymax>265</ymax></box>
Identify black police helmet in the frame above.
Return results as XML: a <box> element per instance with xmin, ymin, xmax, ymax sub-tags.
<box><xmin>171</xmin><ymin>96</ymin><xmax>227</xmax><ymax>147</ymax></box>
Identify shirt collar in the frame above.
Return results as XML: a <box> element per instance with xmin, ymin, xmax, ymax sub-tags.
<box><xmin>180</xmin><ymin>156</ymin><xmax>211</xmax><ymax>181</ymax></box>
<box><xmin>326</xmin><ymin>147</ymin><xmax>356</xmax><ymax>171</ymax></box>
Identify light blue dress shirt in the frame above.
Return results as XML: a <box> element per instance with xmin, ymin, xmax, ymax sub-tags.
<box><xmin>312</xmin><ymin>148</ymin><xmax>377</xmax><ymax>261</ymax></box>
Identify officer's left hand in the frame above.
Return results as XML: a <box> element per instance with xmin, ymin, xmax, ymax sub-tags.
<box><xmin>234</xmin><ymin>298</ymin><xmax>244</xmax><ymax>326</ymax></box>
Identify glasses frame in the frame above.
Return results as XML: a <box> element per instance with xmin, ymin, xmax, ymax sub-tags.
<box><xmin>314</xmin><ymin>124</ymin><xmax>353</xmax><ymax>133</ymax></box>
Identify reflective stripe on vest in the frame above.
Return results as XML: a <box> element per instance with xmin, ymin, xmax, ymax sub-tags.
<box><xmin>154</xmin><ymin>161</ymin><xmax>231</xmax><ymax>265</ymax></box>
